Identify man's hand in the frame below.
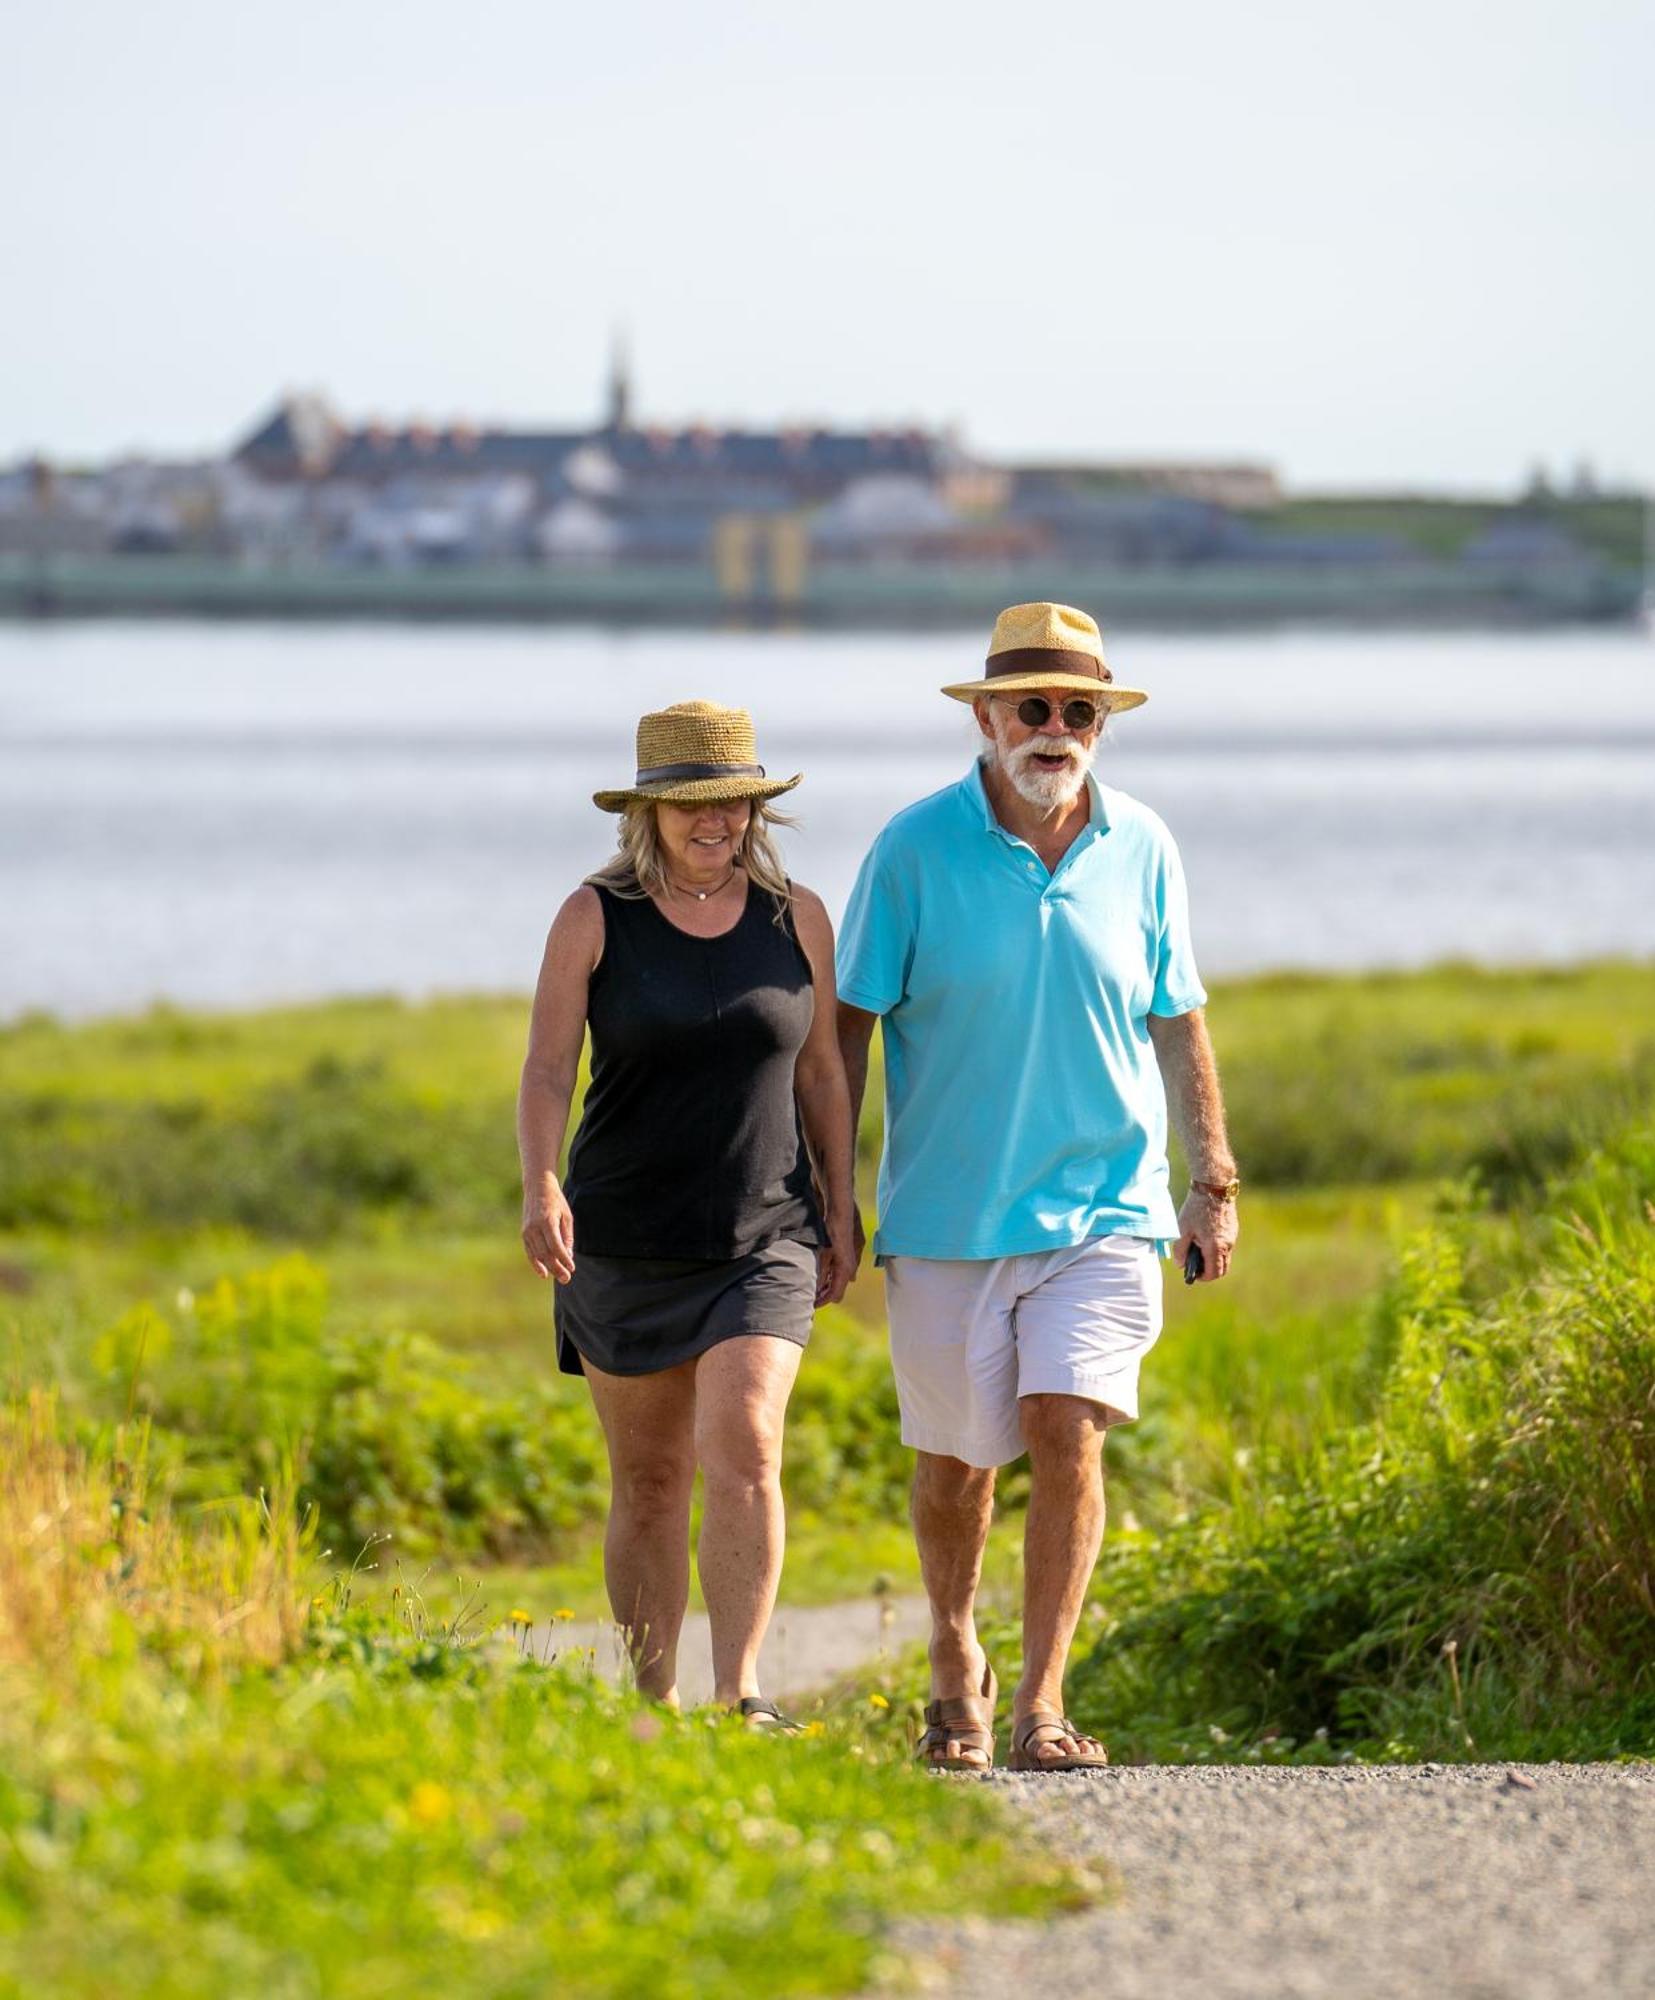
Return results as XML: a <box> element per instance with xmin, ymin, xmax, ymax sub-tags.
<box><xmin>522</xmin><ymin>1176</ymin><xmax>576</xmax><ymax>1282</ymax></box>
<box><xmin>1172</xmin><ymin>1188</ymin><xmax>1238</xmax><ymax>1283</ymax></box>
<box><xmin>815</xmin><ymin>1207</ymin><xmax>863</xmax><ymax>1306</ymax></box>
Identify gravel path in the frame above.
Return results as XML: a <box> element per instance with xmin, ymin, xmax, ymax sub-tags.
<box><xmin>524</xmin><ymin>1594</ymin><xmax>930</xmax><ymax>1708</ymax></box>
<box><xmin>896</xmin><ymin>1764</ymin><xmax>1655</xmax><ymax>1999</ymax></box>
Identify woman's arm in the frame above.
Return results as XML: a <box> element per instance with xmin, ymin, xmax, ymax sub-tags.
<box><xmin>789</xmin><ymin>885</ymin><xmax>859</xmax><ymax>1306</ymax></box>
<box><xmin>517</xmin><ymin>888</ymin><xmax>603</xmax><ymax>1283</ymax></box>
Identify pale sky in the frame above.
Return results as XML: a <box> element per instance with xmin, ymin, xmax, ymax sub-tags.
<box><xmin>6</xmin><ymin>0</ymin><xmax>1650</xmax><ymax>492</ymax></box>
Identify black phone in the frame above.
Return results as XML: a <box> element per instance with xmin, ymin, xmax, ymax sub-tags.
<box><xmin>1183</xmin><ymin>1243</ymin><xmax>1205</xmax><ymax>1285</ymax></box>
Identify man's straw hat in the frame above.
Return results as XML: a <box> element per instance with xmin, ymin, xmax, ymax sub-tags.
<box><xmin>940</xmin><ymin>601</ymin><xmax>1148</xmax><ymax>712</ymax></box>
<box><xmin>592</xmin><ymin>700</ymin><xmax>803</xmax><ymax>813</ymax></box>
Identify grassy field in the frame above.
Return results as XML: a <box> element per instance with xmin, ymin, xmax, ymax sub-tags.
<box><xmin>0</xmin><ymin>1394</ymin><xmax>1083</xmax><ymax>1997</ymax></box>
<box><xmin>4</xmin><ymin>960</ymin><xmax>1651</xmax><ymax>1600</ymax></box>
<box><xmin>2</xmin><ymin>963</ymin><xmax>1652</xmax><ymax>1990</ymax></box>
<box><xmin>1255</xmin><ymin>493</ymin><xmax>1645</xmax><ymax>569</ymax></box>
<box><xmin>866</xmin><ymin>1123</ymin><xmax>1655</xmax><ymax>1765</ymax></box>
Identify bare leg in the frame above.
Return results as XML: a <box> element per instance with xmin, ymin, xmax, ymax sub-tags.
<box><xmin>911</xmin><ymin>1449</ymin><xmax>997</xmax><ymax>1763</ymax></box>
<box><xmin>1017</xmin><ymin>1392</ymin><xmax>1108</xmax><ymax>1760</ymax></box>
<box><xmin>693</xmin><ymin>1334</ymin><xmax>802</xmax><ymax>1705</ymax></box>
<box><xmin>582</xmin><ymin>1354</ymin><xmax>699</xmax><ymax>1704</ymax></box>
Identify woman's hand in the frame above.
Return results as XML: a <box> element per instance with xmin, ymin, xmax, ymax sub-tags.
<box><xmin>814</xmin><ymin>1209</ymin><xmax>861</xmax><ymax>1307</ymax></box>
<box><xmin>522</xmin><ymin>1176</ymin><xmax>576</xmax><ymax>1282</ymax></box>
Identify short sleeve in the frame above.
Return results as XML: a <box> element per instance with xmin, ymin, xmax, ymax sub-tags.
<box><xmin>1149</xmin><ymin>831</ymin><xmax>1207</xmax><ymax>1018</ymax></box>
<box><xmin>835</xmin><ymin>838</ymin><xmax>914</xmax><ymax>1017</ymax></box>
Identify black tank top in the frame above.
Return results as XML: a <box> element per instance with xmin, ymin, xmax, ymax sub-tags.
<box><xmin>564</xmin><ymin>881</ymin><xmax>826</xmax><ymax>1259</ymax></box>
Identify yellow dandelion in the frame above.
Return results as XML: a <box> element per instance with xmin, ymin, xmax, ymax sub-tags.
<box><xmin>868</xmin><ymin>1693</ymin><xmax>890</xmax><ymax>1711</ymax></box>
<box><xmin>507</xmin><ymin>1608</ymin><xmax>533</xmax><ymax>1626</ymax></box>
<box><xmin>407</xmin><ymin>1782</ymin><xmax>453</xmax><ymax>1828</ymax></box>
<box><xmin>554</xmin><ymin>1607</ymin><xmax>576</xmax><ymax>1622</ymax></box>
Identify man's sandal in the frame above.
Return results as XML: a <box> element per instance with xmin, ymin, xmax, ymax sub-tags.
<box><xmin>1008</xmin><ymin>1709</ymin><xmax>1109</xmax><ymax>1772</ymax></box>
<box><xmin>916</xmin><ymin>1661</ymin><xmax>998</xmax><ymax>1773</ymax></box>
<box><xmin>734</xmin><ymin>1696</ymin><xmax>801</xmax><ymax>1733</ymax></box>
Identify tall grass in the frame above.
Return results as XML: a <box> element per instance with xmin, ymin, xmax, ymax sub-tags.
<box><xmin>0</xmin><ymin>1386</ymin><xmax>312</xmax><ymax>1678</ymax></box>
<box><xmin>7</xmin><ymin>966</ymin><xmax>1654</xmax><ymax>1235</ymax></box>
<box><xmin>1051</xmin><ymin>1127</ymin><xmax>1655</xmax><ymax>1760</ymax></box>
<box><xmin>0</xmin><ymin>1395</ymin><xmax>1083</xmax><ymax>1998</ymax></box>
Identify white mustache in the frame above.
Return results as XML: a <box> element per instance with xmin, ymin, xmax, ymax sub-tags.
<box><xmin>1008</xmin><ymin>735</ymin><xmax>1086</xmax><ymax>769</ymax></box>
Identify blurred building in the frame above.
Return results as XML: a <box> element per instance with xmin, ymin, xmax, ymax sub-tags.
<box><xmin>1</xmin><ymin>352</ymin><xmax>1633</xmax><ymax>622</ymax></box>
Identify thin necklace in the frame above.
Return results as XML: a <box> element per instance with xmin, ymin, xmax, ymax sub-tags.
<box><xmin>669</xmin><ymin>863</ymin><xmax>739</xmax><ymax>903</ymax></box>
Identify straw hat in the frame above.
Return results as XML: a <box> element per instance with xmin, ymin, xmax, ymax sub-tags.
<box><xmin>592</xmin><ymin>700</ymin><xmax>803</xmax><ymax>813</ymax></box>
<box><xmin>940</xmin><ymin>601</ymin><xmax>1148</xmax><ymax>712</ymax></box>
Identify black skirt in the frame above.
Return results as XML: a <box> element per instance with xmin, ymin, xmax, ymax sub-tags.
<box><xmin>553</xmin><ymin>1238</ymin><xmax>818</xmax><ymax>1377</ymax></box>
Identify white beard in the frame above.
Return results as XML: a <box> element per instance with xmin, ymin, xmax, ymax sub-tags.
<box><xmin>987</xmin><ymin>708</ymin><xmax>1097</xmax><ymax>809</ymax></box>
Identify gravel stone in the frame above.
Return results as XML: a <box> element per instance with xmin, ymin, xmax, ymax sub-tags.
<box><xmin>894</xmin><ymin>1764</ymin><xmax>1655</xmax><ymax>1998</ymax></box>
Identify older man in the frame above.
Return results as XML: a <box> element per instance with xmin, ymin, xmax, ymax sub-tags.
<box><xmin>835</xmin><ymin>601</ymin><xmax>1239</xmax><ymax>1772</ymax></box>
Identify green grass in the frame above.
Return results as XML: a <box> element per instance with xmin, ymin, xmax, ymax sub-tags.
<box><xmin>865</xmin><ymin>1128</ymin><xmax>1655</xmax><ymax>1764</ymax></box>
<box><xmin>4</xmin><ymin>962</ymin><xmax>1653</xmax><ymax>1792</ymax></box>
<box><xmin>4</xmin><ymin>959</ymin><xmax>1653</xmax><ymax>1607</ymax></box>
<box><xmin>0</xmin><ymin>1397</ymin><xmax>1086</xmax><ymax>1998</ymax></box>
<box><xmin>7</xmin><ymin>964</ymin><xmax>1654</xmax><ymax>1241</ymax></box>
<box><xmin>1</xmin><ymin>1648</ymin><xmax>1077</xmax><ymax>1999</ymax></box>
<box><xmin>0</xmin><ymin>1182</ymin><xmax>1409</xmax><ymax>1591</ymax></box>
<box><xmin>1255</xmin><ymin>493</ymin><xmax>1644</xmax><ymax>569</ymax></box>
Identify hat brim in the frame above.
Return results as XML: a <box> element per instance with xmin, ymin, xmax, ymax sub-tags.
<box><xmin>592</xmin><ymin>772</ymin><xmax>803</xmax><ymax>814</ymax></box>
<box><xmin>941</xmin><ymin>674</ymin><xmax>1148</xmax><ymax>712</ymax></box>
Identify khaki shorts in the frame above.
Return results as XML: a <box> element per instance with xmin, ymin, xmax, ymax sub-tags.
<box><xmin>883</xmin><ymin>1234</ymin><xmax>1164</xmax><ymax>1468</ymax></box>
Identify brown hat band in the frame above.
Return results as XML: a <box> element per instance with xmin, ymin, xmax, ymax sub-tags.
<box><xmin>634</xmin><ymin>760</ymin><xmax>765</xmax><ymax>785</ymax></box>
<box><xmin>985</xmin><ymin>647</ymin><xmax>1113</xmax><ymax>684</ymax></box>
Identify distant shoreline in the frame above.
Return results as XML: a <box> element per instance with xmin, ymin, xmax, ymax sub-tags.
<box><xmin>0</xmin><ymin>552</ymin><xmax>1641</xmax><ymax>629</ymax></box>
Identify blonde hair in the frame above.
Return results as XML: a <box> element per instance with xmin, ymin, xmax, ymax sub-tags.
<box><xmin>586</xmin><ymin>799</ymin><xmax>796</xmax><ymax>919</ymax></box>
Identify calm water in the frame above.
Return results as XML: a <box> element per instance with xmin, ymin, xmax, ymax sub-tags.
<box><xmin>2</xmin><ymin>623</ymin><xmax>1652</xmax><ymax>1019</ymax></box>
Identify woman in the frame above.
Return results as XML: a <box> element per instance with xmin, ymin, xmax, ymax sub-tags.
<box><xmin>517</xmin><ymin>700</ymin><xmax>857</xmax><ymax>1725</ymax></box>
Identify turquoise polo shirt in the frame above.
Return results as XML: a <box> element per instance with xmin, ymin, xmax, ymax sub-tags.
<box><xmin>836</xmin><ymin>761</ymin><xmax>1206</xmax><ymax>1261</ymax></box>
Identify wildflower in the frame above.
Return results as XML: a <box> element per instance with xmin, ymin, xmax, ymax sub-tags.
<box><xmin>507</xmin><ymin>1608</ymin><xmax>533</xmax><ymax>1626</ymax></box>
<box><xmin>407</xmin><ymin>1782</ymin><xmax>453</xmax><ymax>1828</ymax></box>
<box><xmin>554</xmin><ymin>1607</ymin><xmax>576</xmax><ymax>1622</ymax></box>
<box><xmin>868</xmin><ymin>1693</ymin><xmax>890</xmax><ymax>1711</ymax></box>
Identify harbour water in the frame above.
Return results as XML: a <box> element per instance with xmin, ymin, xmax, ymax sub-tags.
<box><xmin>3</xmin><ymin>622</ymin><xmax>1652</xmax><ymax>1019</ymax></box>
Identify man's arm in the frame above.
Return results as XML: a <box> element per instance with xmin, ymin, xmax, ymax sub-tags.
<box><xmin>1147</xmin><ymin>1007</ymin><xmax>1239</xmax><ymax>1283</ymax></box>
<box><xmin>835</xmin><ymin>1002</ymin><xmax>879</xmax><ymax>1260</ymax></box>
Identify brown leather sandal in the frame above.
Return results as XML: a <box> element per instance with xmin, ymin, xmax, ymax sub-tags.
<box><xmin>1008</xmin><ymin>1709</ymin><xmax>1109</xmax><ymax>1772</ymax></box>
<box><xmin>916</xmin><ymin>1661</ymin><xmax>998</xmax><ymax>1773</ymax></box>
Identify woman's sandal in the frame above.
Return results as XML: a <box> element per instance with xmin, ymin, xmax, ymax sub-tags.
<box><xmin>916</xmin><ymin>1661</ymin><xmax>998</xmax><ymax>1773</ymax></box>
<box><xmin>734</xmin><ymin>1696</ymin><xmax>801</xmax><ymax>1733</ymax></box>
<box><xmin>1008</xmin><ymin>1709</ymin><xmax>1109</xmax><ymax>1772</ymax></box>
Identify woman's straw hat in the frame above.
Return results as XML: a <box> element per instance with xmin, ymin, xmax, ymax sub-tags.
<box><xmin>940</xmin><ymin>601</ymin><xmax>1148</xmax><ymax>713</ymax></box>
<box><xmin>592</xmin><ymin>700</ymin><xmax>803</xmax><ymax>813</ymax></box>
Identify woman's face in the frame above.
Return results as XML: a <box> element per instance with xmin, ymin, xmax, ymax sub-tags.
<box><xmin>655</xmin><ymin>798</ymin><xmax>752</xmax><ymax>878</ymax></box>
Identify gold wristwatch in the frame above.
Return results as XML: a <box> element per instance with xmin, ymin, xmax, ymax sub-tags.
<box><xmin>1190</xmin><ymin>1176</ymin><xmax>1241</xmax><ymax>1200</ymax></box>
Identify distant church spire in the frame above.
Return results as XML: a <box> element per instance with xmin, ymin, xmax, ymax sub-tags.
<box><xmin>606</xmin><ymin>331</ymin><xmax>633</xmax><ymax>432</ymax></box>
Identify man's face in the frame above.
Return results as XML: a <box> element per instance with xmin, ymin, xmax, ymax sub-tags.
<box><xmin>978</xmin><ymin>686</ymin><xmax>1105</xmax><ymax>810</ymax></box>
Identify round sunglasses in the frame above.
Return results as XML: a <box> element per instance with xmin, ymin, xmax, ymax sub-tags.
<box><xmin>994</xmin><ymin>694</ymin><xmax>1103</xmax><ymax>731</ymax></box>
